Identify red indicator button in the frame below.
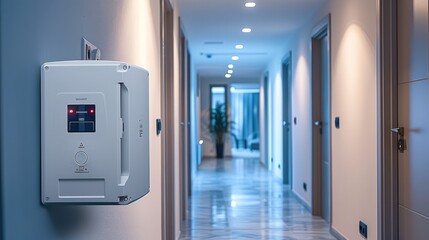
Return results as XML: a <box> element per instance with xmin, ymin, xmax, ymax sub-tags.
<box><xmin>90</xmin><ymin>109</ymin><xmax>94</xmax><ymax>114</ymax></box>
<box><xmin>68</xmin><ymin>109</ymin><xmax>74</xmax><ymax>114</ymax></box>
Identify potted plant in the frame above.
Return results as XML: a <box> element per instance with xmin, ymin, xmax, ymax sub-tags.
<box><xmin>209</xmin><ymin>103</ymin><xmax>235</xmax><ymax>158</ymax></box>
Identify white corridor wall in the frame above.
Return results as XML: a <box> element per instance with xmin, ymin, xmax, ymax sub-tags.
<box><xmin>264</xmin><ymin>0</ymin><xmax>378</xmax><ymax>239</ymax></box>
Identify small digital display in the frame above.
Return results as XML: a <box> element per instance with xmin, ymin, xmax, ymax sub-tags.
<box><xmin>67</xmin><ymin>104</ymin><xmax>96</xmax><ymax>133</ymax></box>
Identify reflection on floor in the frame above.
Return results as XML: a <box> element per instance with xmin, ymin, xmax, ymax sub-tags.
<box><xmin>231</xmin><ymin>148</ymin><xmax>260</xmax><ymax>158</ymax></box>
<box><xmin>179</xmin><ymin>158</ymin><xmax>336</xmax><ymax>240</ymax></box>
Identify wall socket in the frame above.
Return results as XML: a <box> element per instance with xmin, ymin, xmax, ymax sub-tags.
<box><xmin>81</xmin><ymin>38</ymin><xmax>101</xmax><ymax>60</ymax></box>
<box><xmin>303</xmin><ymin>182</ymin><xmax>307</xmax><ymax>191</ymax></box>
<box><xmin>359</xmin><ymin>221</ymin><xmax>368</xmax><ymax>238</ymax></box>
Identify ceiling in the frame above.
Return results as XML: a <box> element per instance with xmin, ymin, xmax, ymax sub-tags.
<box><xmin>178</xmin><ymin>0</ymin><xmax>328</xmax><ymax>80</ymax></box>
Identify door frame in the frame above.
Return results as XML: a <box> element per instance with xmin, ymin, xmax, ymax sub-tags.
<box><xmin>310</xmin><ymin>15</ymin><xmax>331</xmax><ymax>222</ymax></box>
<box><xmin>0</xmin><ymin>1</ymin><xmax>3</xmax><ymax>235</ymax></box>
<box><xmin>379</xmin><ymin>0</ymin><xmax>399</xmax><ymax>239</ymax></box>
<box><xmin>178</xmin><ymin>21</ymin><xmax>191</xmax><ymax>229</ymax></box>
<box><xmin>282</xmin><ymin>52</ymin><xmax>293</xmax><ymax>185</ymax></box>
<box><xmin>161</xmin><ymin>0</ymin><xmax>175</xmax><ymax>239</ymax></box>
<box><xmin>262</xmin><ymin>72</ymin><xmax>270</xmax><ymax>168</ymax></box>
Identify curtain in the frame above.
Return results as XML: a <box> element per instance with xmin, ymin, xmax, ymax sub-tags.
<box><xmin>231</xmin><ymin>91</ymin><xmax>259</xmax><ymax>148</ymax></box>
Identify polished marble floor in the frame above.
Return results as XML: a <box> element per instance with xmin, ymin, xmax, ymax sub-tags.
<box><xmin>179</xmin><ymin>158</ymin><xmax>336</xmax><ymax>240</ymax></box>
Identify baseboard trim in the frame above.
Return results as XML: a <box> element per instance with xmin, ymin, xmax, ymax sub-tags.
<box><xmin>330</xmin><ymin>226</ymin><xmax>347</xmax><ymax>240</ymax></box>
<box><xmin>291</xmin><ymin>189</ymin><xmax>312</xmax><ymax>213</ymax></box>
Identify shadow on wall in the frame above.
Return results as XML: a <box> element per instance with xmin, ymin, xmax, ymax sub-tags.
<box><xmin>46</xmin><ymin>206</ymin><xmax>91</xmax><ymax>236</ymax></box>
<box><xmin>332</xmin><ymin>23</ymin><xmax>377</xmax><ymax>239</ymax></box>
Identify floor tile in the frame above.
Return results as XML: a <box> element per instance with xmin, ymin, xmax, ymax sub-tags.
<box><xmin>179</xmin><ymin>158</ymin><xmax>336</xmax><ymax>240</ymax></box>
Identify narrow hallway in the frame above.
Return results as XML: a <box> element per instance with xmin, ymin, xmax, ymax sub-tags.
<box><xmin>180</xmin><ymin>158</ymin><xmax>335</xmax><ymax>239</ymax></box>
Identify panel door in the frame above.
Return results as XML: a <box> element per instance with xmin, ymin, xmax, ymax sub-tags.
<box><xmin>398</xmin><ymin>0</ymin><xmax>429</xmax><ymax>238</ymax></box>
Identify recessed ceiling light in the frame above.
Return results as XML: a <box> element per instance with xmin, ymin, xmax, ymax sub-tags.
<box><xmin>245</xmin><ymin>2</ymin><xmax>256</xmax><ymax>8</ymax></box>
<box><xmin>235</xmin><ymin>44</ymin><xmax>244</xmax><ymax>49</ymax></box>
<box><xmin>225</xmin><ymin>74</ymin><xmax>232</xmax><ymax>78</ymax></box>
<box><xmin>228</xmin><ymin>64</ymin><xmax>234</xmax><ymax>69</ymax></box>
<box><xmin>242</xmin><ymin>28</ymin><xmax>252</xmax><ymax>33</ymax></box>
<box><xmin>231</xmin><ymin>56</ymin><xmax>239</xmax><ymax>61</ymax></box>
<box><xmin>228</xmin><ymin>69</ymin><xmax>233</xmax><ymax>74</ymax></box>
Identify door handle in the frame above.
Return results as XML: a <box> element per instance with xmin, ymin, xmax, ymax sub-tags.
<box><xmin>314</xmin><ymin>121</ymin><xmax>322</xmax><ymax>127</ymax></box>
<box><xmin>391</xmin><ymin>127</ymin><xmax>404</xmax><ymax>137</ymax></box>
<box><xmin>391</xmin><ymin>127</ymin><xmax>407</xmax><ymax>153</ymax></box>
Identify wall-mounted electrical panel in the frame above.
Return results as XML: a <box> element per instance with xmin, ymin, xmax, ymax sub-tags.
<box><xmin>41</xmin><ymin>61</ymin><xmax>150</xmax><ymax>205</ymax></box>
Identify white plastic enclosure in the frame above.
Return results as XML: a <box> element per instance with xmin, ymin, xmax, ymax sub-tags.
<box><xmin>41</xmin><ymin>61</ymin><xmax>150</xmax><ymax>204</ymax></box>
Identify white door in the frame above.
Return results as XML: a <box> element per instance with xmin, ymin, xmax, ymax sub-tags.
<box><xmin>398</xmin><ymin>0</ymin><xmax>429</xmax><ymax>238</ymax></box>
